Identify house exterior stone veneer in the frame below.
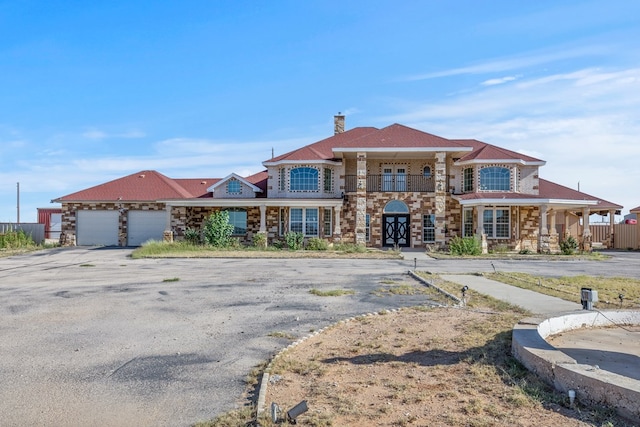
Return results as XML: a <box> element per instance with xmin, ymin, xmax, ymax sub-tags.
<box><xmin>53</xmin><ymin>119</ymin><xmax>622</xmax><ymax>252</ymax></box>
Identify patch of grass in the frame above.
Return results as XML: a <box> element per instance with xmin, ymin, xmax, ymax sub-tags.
<box><xmin>309</xmin><ymin>288</ymin><xmax>355</xmax><ymax>297</ymax></box>
<box><xmin>79</xmin><ymin>263</ymin><xmax>95</xmax><ymax>267</ymax></box>
<box><xmin>373</xmin><ymin>283</ymin><xmax>430</xmax><ymax>297</ymax></box>
<box><xmin>162</xmin><ymin>277</ymin><xmax>180</xmax><ymax>282</ymax></box>
<box><xmin>268</xmin><ymin>331</ymin><xmax>297</xmax><ymax>340</ymax></box>
<box><xmin>486</xmin><ymin>272</ymin><xmax>640</xmax><ymax>308</ymax></box>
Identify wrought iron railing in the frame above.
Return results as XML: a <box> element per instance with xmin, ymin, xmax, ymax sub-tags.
<box><xmin>344</xmin><ymin>175</ymin><xmax>435</xmax><ymax>193</ymax></box>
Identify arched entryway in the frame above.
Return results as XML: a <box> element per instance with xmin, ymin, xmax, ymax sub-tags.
<box><xmin>382</xmin><ymin>200</ymin><xmax>410</xmax><ymax>247</ymax></box>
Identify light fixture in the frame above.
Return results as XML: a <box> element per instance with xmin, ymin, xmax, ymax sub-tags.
<box><xmin>287</xmin><ymin>400</ymin><xmax>308</xmax><ymax>424</ymax></box>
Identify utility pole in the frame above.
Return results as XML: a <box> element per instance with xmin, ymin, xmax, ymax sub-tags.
<box><xmin>17</xmin><ymin>182</ymin><xmax>20</xmax><ymax>224</ymax></box>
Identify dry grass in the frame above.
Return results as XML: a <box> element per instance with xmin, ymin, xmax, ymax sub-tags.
<box><xmin>486</xmin><ymin>272</ymin><xmax>640</xmax><ymax>308</ymax></box>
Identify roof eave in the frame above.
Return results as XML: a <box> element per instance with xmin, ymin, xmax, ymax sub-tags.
<box><xmin>455</xmin><ymin>159</ymin><xmax>546</xmax><ymax>166</ymax></box>
<box><xmin>262</xmin><ymin>159</ymin><xmax>342</xmax><ymax>167</ymax></box>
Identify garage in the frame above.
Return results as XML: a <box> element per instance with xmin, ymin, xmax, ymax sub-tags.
<box><xmin>76</xmin><ymin>210</ymin><xmax>119</xmax><ymax>246</ymax></box>
<box><xmin>127</xmin><ymin>210</ymin><xmax>167</xmax><ymax>246</ymax></box>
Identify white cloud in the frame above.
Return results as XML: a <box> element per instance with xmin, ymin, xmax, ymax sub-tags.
<box><xmin>81</xmin><ymin>128</ymin><xmax>146</xmax><ymax>140</ymax></box>
<box><xmin>481</xmin><ymin>75</ymin><xmax>519</xmax><ymax>86</ymax></box>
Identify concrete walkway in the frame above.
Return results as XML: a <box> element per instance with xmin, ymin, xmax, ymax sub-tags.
<box><xmin>440</xmin><ymin>274</ymin><xmax>582</xmax><ymax>315</ymax></box>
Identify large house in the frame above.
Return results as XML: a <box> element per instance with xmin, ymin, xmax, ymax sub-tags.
<box><xmin>53</xmin><ymin>115</ymin><xmax>622</xmax><ymax>252</ymax></box>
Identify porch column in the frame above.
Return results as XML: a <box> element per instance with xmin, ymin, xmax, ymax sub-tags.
<box><xmin>582</xmin><ymin>207</ymin><xmax>592</xmax><ymax>252</ymax></box>
<box><xmin>355</xmin><ymin>152</ymin><xmax>367</xmax><ymax>245</ymax></box>
<box><xmin>163</xmin><ymin>204</ymin><xmax>174</xmax><ymax>243</ymax></box>
<box><xmin>539</xmin><ymin>204</ymin><xmax>549</xmax><ymax>253</ymax></box>
<box><xmin>608</xmin><ymin>209</ymin><xmax>615</xmax><ymax>249</ymax></box>
<box><xmin>476</xmin><ymin>206</ymin><xmax>488</xmax><ymax>254</ymax></box>
<box><xmin>333</xmin><ymin>205</ymin><xmax>342</xmax><ymax>240</ymax></box>
<box><xmin>564</xmin><ymin>210</ymin><xmax>571</xmax><ymax>238</ymax></box>
<box><xmin>548</xmin><ymin>208</ymin><xmax>559</xmax><ymax>253</ymax></box>
<box><xmin>434</xmin><ymin>152</ymin><xmax>447</xmax><ymax>247</ymax></box>
<box><xmin>259</xmin><ymin>204</ymin><xmax>266</xmax><ymax>233</ymax></box>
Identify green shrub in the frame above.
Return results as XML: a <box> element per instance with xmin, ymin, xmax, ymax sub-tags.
<box><xmin>559</xmin><ymin>236</ymin><xmax>578</xmax><ymax>255</ymax></box>
<box><xmin>284</xmin><ymin>232</ymin><xmax>304</xmax><ymax>250</ymax></box>
<box><xmin>203</xmin><ymin>211</ymin><xmax>235</xmax><ymax>247</ymax></box>
<box><xmin>0</xmin><ymin>229</ymin><xmax>35</xmax><ymax>249</ymax></box>
<box><xmin>449</xmin><ymin>236</ymin><xmax>481</xmax><ymax>256</ymax></box>
<box><xmin>184</xmin><ymin>227</ymin><xmax>202</xmax><ymax>245</ymax></box>
<box><xmin>253</xmin><ymin>232</ymin><xmax>267</xmax><ymax>249</ymax></box>
<box><xmin>306</xmin><ymin>237</ymin><xmax>328</xmax><ymax>251</ymax></box>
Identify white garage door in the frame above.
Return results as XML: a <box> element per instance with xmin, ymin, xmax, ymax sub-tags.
<box><xmin>76</xmin><ymin>210</ymin><xmax>119</xmax><ymax>246</ymax></box>
<box><xmin>127</xmin><ymin>210</ymin><xmax>167</xmax><ymax>246</ymax></box>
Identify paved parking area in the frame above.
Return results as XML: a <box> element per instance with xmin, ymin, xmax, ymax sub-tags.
<box><xmin>1</xmin><ymin>248</ymin><xmax>638</xmax><ymax>426</ymax></box>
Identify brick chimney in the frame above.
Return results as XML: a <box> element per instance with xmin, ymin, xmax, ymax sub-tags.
<box><xmin>334</xmin><ymin>113</ymin><xmax>345</xmax><ymax>135</ymax></box>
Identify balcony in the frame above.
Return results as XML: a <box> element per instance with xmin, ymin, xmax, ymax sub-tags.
<box><xmin>344</xmin><ymin>175</ymin><xmax>435</xmax><ymax>193</ymax></box>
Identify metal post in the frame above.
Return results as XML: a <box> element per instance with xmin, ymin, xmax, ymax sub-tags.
<box><xmin>17</xmin><ymin>182</ymin><xmax>20</xmax><ymax>224</ymax></box>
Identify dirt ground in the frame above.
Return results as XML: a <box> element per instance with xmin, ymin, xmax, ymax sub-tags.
<box><xmin>264</xmin><ymin>307</ymin><xmax>634</xmax><ymax>427</ymax></box>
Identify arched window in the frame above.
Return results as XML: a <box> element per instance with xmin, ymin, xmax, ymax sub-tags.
<box><xmin>224</xmin><ymin>208</ymin><xmax>247</xmax><ymax>235</ymax></box>
<box><xmin>479</xmin><ymin>167</ymin><xmax>510</xmax><ymax>191</ymax></box>
<box><xmin>383</xmin><ymin>200</ymin><xmax>409</xmax><ymax>214</ymax></box>
<box><xmin>290</xmin><ymin>167</ymin><xmax>319</xmax><ymax>191</ymax></box>
<box><xmin>422</xmin><ymin>166</ymin><xmax>432</xmax><ymax>178</ymax></box>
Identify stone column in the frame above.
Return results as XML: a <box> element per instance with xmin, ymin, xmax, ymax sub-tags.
<box><xmin>539</xmin><ymin>204</ymin><xmax>549</xmax><ymax>253</ymax></box>
<box><xmin>582</xmin><ymin>207</ymin><xmax>592</xmax><ymax>252</ymax></box>
<box><xmin>333</xmin><ymin>205</ymin><xmax>342</xmax><ymax>241</ymax></box>
<box><xmin>564</xmin><ymin>210</ymin><xmax>571</xmax><ymax>238</ymax></box>
<box><xmin>355</xmin><ymin>152</ymin><xmax>367</xmax><ymax>245</ymax></box>
<box><xmin>259</xmin><ymin>204</ymin><xmax>267</xmax><ymax>233</ymax></box>
<box><xmin>434</xmin><ymin>152</ymin><xmax>447</xmax><ymax>248</ymax></box>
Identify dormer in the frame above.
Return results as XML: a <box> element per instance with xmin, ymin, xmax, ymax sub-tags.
<box><xmin>207</xmin><ymin>173</ymin><xmax>263</xmax><ymax>199</ymax></box>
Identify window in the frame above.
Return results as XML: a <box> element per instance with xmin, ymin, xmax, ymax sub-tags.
<box><xmin>423</xmin><ymin>166</ymin><xmax>432</xmax><ymax>178</ymax></box>
<box><xmin>479</xmin><ymin>167</ymin><xmax>510</xmax><ymax>191</ymax></box>
<box><xmin>463</xmin><ymin>208</ymin><xmax>474</xmax><ymax>237</ymax></box>
<box><xmin>227</xmin><ymin>179</ymin><xmax>241</xmax><ymax>194</ymax></box>
<box><xmin>423</xmin><ymin>214</ymin><xmax>435</xmax><ymax>242</ymax></box>
<box><xmin>463</xmin><ymin>168</ymin><xmax>473</xmax><ymax>192</ymax></box>
<box><xmin>365</xmin><ymin>214</ymin><xmax>370</xmax><ymax>242</ymax></box>
<box><xmin>323</xmin><ymin>168</ymin><xmax>332</xmax><ymax>192</ymax></box>
<box><xmin>290</xmin><ymin>208</ymin><xmax>319</xmax><ymax>237</ymax></box>
<box><xmin>225</xmin><ymin>208</ymin><xmax>247</xmax><ymax>235</ymax></box>
<box><xmin>383</xmin><ymin>200</ymin><xmax>409</xmax><ymax>214</ymax></box>
<box><xmin>279</xmin><ymin>168</ymin><xmax>286</xmax><ymax>191</ymax></box>
<box><xmin>382</xmin><ymin>165</ymin><xmax>407</xmax><ymax>191</ymax></box>
<box><xmin>323</xmin><ymin>208</ymin><xmax>332</xmax><ymax>237</ymax></box>
<box><xmin>482</xmin><ymin>208</ymin><xmax>509</xmax><ymax>238</ymax></box>
<box><xmin>290</xmin><ymin>167</ymin><xmax>319</xmax><ymax>191</ymax></box>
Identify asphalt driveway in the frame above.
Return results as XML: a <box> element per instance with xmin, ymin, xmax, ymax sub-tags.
<box><xmin>1</xmin><ymin>248</ymin><xmax>638</xmax><ymax>426</ymax></box>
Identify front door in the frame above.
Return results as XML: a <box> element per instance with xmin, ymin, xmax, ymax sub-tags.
<box><xmin>383</xmin><ymin>214</ymin><xmax>410</xmax><ymax>247</ymax></box>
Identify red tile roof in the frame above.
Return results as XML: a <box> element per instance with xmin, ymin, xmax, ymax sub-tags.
<box><xmin>454</xmin><ymin>178</ymin><xmax>622</xmax><ymax>212</ymax></box>
<box><xmin>453</xmin><ymin>139</ymin><xmax>544</xmax><ymax>163</ymax></box>
<box><xmin>337</xmin><ymin>124</ymin><xmax>466</xmax><ymax>149</ymax></box>
<box><xmin>267</xmin><ymin>127</ymin><xmax>378</xmax><ymax>162</ymax></box>
<box><xmin>53</xmin><ymin>170</ymin><xmax>220</xmax><ymax>202</ymax></box>
<box><xmin>539</xmin><ymin>179</ymin><xmax>622</xmax><ymax>210</ymax></box>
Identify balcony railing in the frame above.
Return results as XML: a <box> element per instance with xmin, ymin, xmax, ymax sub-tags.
<box><xmin>344</xmin><ymin>175</ymin><xmax>435</xmax><ymax>193</ymax></box>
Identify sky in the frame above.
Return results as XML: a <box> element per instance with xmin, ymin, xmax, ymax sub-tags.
<box><xmin>1</xmin><ymin>0</ymin><xmax>639</xmax><ymax>223</ymax></box>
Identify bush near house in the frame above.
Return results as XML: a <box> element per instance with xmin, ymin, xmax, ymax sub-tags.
<box><xmin>560</xmin><ymin>236</ymin><xmax>578</xmax><ymax>255</ymax></box>
<box><xmin>449</xmin><ymin>236</ymin><xmax>482</xmax><ymax>256</ymax></box>
<box><xmin>284</xmin><ymin>232</ymin><xmax>304</xmax><ymax>250</ymax></box>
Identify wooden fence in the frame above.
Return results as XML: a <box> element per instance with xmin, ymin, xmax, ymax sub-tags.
<box><xmin>0</xmin><ymin>223</ymin><xmax>45</xmax><ymax>245</ymax></box>
<box><xmin>590</xmin><ymin>224</ymin><xmax>639</xmax><ymax>249</ymax></box>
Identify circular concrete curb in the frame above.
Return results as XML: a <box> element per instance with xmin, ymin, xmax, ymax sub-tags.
<box><xmin>512</xmin><ymin>310</ymin><xmax>640</xmax><ymax>421</ymax></box>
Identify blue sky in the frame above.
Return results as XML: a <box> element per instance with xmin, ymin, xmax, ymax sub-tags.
<box><xmin>1</xmin><ymin>0</ymin><xmax>639</xmax><ymax>222</ymax></box>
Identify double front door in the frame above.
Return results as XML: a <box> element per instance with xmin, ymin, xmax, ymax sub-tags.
<box><xmin>383</xmin><ymin>214</ymin><xmax>410</xmax><ymax>247</ymax></box>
